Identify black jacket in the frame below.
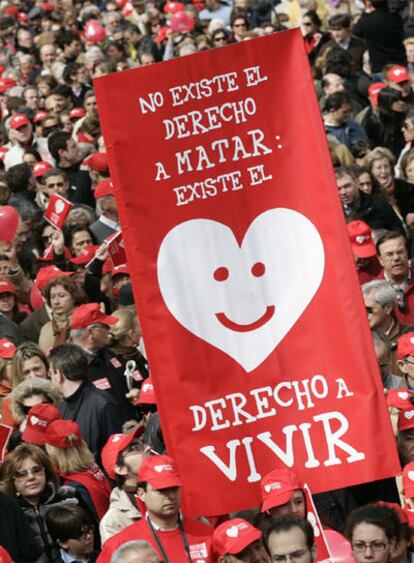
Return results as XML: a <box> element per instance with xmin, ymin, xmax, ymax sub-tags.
<box><xmin>0</xmin><ymin>491</ymin><xmax>42</xmax><ymax>562</ymax></box>
<box><xmin>345</xmin><ymin>190</ymin><xmax>404</xmax><ymax>233</ymax></box>
<box><xmin>59</xmin><ymin>381</ymin><xmax>124</xmax><ymax>461</ymax></box>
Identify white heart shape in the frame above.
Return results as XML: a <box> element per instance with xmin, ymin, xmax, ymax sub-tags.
<box><xmin>55</xmin><ymin>200</ymin><xmax>65</xmax><ymax>214</ymax></box>
<box><xmin>356</xmin><ymin>235</ymin><xmax>366</xmax><ymax>244</ymax></box>
<box><xmin>405</xmin><ymin>411</ymin><xmax>414</xmax><ymax>420</ymax></box>
<box><xmin>408</xmin><ymin>470</ymin><xmax>414</xmax><ymax>481</ymax></box>
<box><xmin>410</xmin><ymin>337</ymin><xmax>414</xmax><ymax>345</ymax></box>
<box><xmin>399</xmin><ymin>392</ymin><xmax>409</xmax><ymax>400</ymax></box>
<box><xmin>157</xmin><ymin>209</ymin><xmax>325</xmax><ymax>372</ymax></box>
<box><xmin>112</xmin><ymin>434</ymin><xmax>121</xmax><ymax>442</ymax></box>
<box><xmin>226</xmin><ymin>526</ymin><xmax>239</xmax><ymax>538</ymax></box>
<box><xmin>154</xmin><ymin>465</ymin><xmax>164</xmax><ymax>473</ymax></box>
<box><xmin>30</xmin><ymin>416</ymin><xmax>39</xmax><ymax>425</ymax></box>
<box><xmin>264</xmin><ymin>484</ymin><xmax>271</xmax><ymax>493</ymax></box>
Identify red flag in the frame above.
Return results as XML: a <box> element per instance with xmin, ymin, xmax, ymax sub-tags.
<box><xmin>0</xmin><ymin>423</ymin><xmax>12</xmax><ymax>461</ymax></box>
<box><xmin>105</xmin><ymin>230</ymin><xmax>126</xmax><ymax>267</ymax></box>
<box><xmin>94</xmin><ymin>29</ymin><xmax>400</xmax><ymax>516</ymax></box>
<box><xmin>44</xmin><ymin>193</ymin><xmax>73</xmax><ymax>229</ymax></box>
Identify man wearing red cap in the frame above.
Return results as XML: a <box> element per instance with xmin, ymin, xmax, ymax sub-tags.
<box><xmin>97</xmin><ymin>455</ymin><xmax>213</xmax><ymax>563</ymax></box>
<box><xmin>384</xmin><ymin>65</ymin><xmax>414</xmax><ymax>106</ymax></box>
<box><xmin>212</xmin><ymin>518</ymin><xmax>268</xmax><ymax>562</ymax></box>
<box><xmin>396</xmin><ymin>404</ymin><xmax>414</xmax><ymax>468</ymax></box>
<box><xmin>90</xmin><ymin>179</ymin><xmax>120</xmax><ymax>243</ymax></box>
<box><xmin>4</xmin><ymin>113</ymin><xmax>49</xmax><ymax>170</ymax></box>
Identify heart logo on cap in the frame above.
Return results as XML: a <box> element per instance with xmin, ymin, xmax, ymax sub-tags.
<box><xmin>410</xmin><ymin>338</ymin><xmax>414</xmax><ymax>345</ymax></box>
<box><xmin>399</xmin><ymin>392</ymin><xmax>409</xmax><ymax>400</ymax></box>
<box><xmin>154</xmin><ymin>465</ymin><xmax>164</xmax><ymax>473</ymax></box>
<box><xmin>55</xmin><ymin>200</ymin><xmax>65</xmax><ymax>214</ymax></box>
<box><xmin>112</xmin><ymin>434</ymin><xmax>121</xmax><ymax>442</ymax></box>
<box><xmin>158</xmin><ymin>209</ymin><xmax>325</xmax><ymax>372</ymax></box>
<box><xmin>405</xmin><ymin>411</ymin><xmax>414</xmax><ymax>420</ymax></box>
<box><xmin>355</xmin><ymin>235</ymin><xmax>366</xmax><ymax>244</ymax></box>
<box><xmin>226</xmin><ymin>526</ymin><xmax>239</xmax><ymax>538</ymax></box>
<box><xmin>408</xmin><ymin>470</ymin><xmax>414</xmax><ymax>481</ymax></box>
<box><xmin>3</xmin><ymin>342</ymin><xmax>12</xmax><ymax>348</ymax></box>
<box><xmin>264</xmin><ymin>484</ymin><xmax>271</xmax><ymax>493</ymax></box>
<box><xmin>30</xmin><ymin>415</ymin><xmax>39</xmax><ymax>425</ymax></box>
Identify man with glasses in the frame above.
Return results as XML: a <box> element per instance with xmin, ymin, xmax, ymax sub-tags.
<box><xmin>396</xmin><ymin>110</ymin><xmax>414</xmax><ymax>178</ymax></box>
<box><xmin>263</xmin><ymin>516</ymin><xmax>316</xmax><ymax>563</ymax></box>
<box><xmin>376</xmin><ymin>232</ymin><xmax>414</xmax><ymax>324</ymax></box>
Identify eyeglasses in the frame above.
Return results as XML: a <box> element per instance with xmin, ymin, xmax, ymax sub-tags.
<box><xmin>272</xmin><ymin>548</ymin><xmax>309</xmax><ymax>562</ymax></box>
<box><xmin>214</xmin><ymin>36</ymin><xmax>226</xmax><ymax>42</ymax></box>
<box><xmin>303</xmin><ymin>21</ymin><xmax>312</xmax><ymax>26</ymax></box>
<box><xmin>45</xmin><ymin>181</ymin><xmax>65</xmax><ymax>188</ymax></box>
<box><xmin>73</xmin><ymin>526</ymin><xmax>94</xmax><ymax>542</ymax></box>
<box><xmin>404</xmin><ymin>359</ymin><xmax>414</xmax><ymax>367</ymax></box>
<box><xmin>13</xmin><ymin>465</ymin><xmax>45</xmax><ymax>481</ymax></box>
<box><xmin>352</xmin><ymin>541</ymin><xmax>388</xmax><ymax>553</ymax></box>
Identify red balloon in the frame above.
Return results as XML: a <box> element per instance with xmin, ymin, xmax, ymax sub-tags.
<box><xmin>325</xmin><ymin>530</ymin><xmax>354</xmax><ymax>562</ymax></box>
<box><xmin>84</xmin><ymin>20</ymin><xmax>106</xmax><ymax>43</ymax></box>
<box><xmin>170</xmin><ymin>11</ymin><xmax>195</xmax><ymax>33</ymax></box>
<box><xmin>0</xmin><ymin>205</ymin><xmax>19</xmax><ymax>242</ymax></box>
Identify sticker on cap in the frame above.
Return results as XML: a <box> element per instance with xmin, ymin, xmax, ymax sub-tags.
<box><xmin>399</xmin><ymin>392</ymin><xmax>409</xmax><ymax>400</ymax></box>
<box><xmin>408</xmin><ymin>470</ymin><xmax>414</xmax><ymax>481</ymax></box>
<box><xmin>154</xmin><ymin>463</ymin><xmax>173</xmax><ymax>473</ymax></box>
<box><xmin>405</xmin><ymin>411</ymin><xmax>414</xmax><ymax>420</ymax></box>
<box><xmin>356</xmin><ymin>236</ymin><xmax>366</xmax><ymax>244</ymax></box>
<box><xmin>264</xmin><ymin>481</ymin><xmax>282</xmax><ymax>493</ymax></box>
<box><xmin>112</xmin><ymin>434</ymin><xmax>122</xmax><ymax>442</ymax></box>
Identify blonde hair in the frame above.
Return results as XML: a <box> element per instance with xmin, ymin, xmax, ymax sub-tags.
<box><xmin>11</xmin><ymin>342</ymin><xmax>48</xmax><ymax>388</ymax></box>
<box><xmin>363</xmin><ymin>146</ymin><xmax>396</xmax><ymax>169</ymax></box>
<box><xmin>110</xmin><ymin>308</ymin><xmax>139</xmax><ymax>346</ymax></box>
<box><xmin>45</xmin><ymin>439</ymin><xmax>95</xmax><ymax>474</ymax></box>
<box><xmin>11</xmin><ymin>377</ymin><xmax>60</xmax><ymax>422</ymax></box>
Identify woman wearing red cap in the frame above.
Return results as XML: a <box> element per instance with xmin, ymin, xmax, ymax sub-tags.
<box><xmin>44</xmin><ymin>419</ymin><xmax>111</xmax><ymax>523</ymax></box>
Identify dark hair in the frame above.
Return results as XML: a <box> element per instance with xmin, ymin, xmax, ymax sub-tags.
<box><xmin>379</xmin><ymin>86</ymin><xmax>404</xmax><ymax>111</ymax></box>
<box><xmin>23</xmin><ymin>148</ymin><xmax>41</xmax><ymax>162</ymax></box>
<box><xmin>44</xmin><ymin>276</ymin><xmax>80</xmax><ymax>308</ymax></box>
<box><xmin>264</xmin><ymin>516</ymin><xmax>314</xmax><ymax>556</ymax></box>
<box><xmin>58</xmin><ymin>30</ymin><xmax>80</xmax><ymax>50</ymax></box>
<box><xmin>334</xmin><ymin>165</ymin><xmax>357</xmax><ymax>180</ymax></box>
<box><xmin>345</xmin><ymin>504</ymin><xmax>401</xmax><ymax>543</ymax></box>
<box><xmin>43</xmin><ymin>167</ymin><xmax>68</xmax><ymax>183</ymax></box>
<box><xmin>143</xmin><ymin>412</ymin><xmax>165</xmax><ymax>454</ymax></box>
<box><xmin>325</xmin><ymin>48</ymin><xmax>353</xmax><ymax>78</ymax></box>
<box><xmin>351</xmin><ymin>139</ymin><xmax>374</xmax><ymax>159</ymax></box>
<box><xmin>6</xmin><ymin>162</ymin><xmax>32</xmax><ymax>193</ymax></box>
<box><xmin>49</xmin><ymin>344</ymin><xmax>89</xmax><ymax>382</ymax></box>
<box><xmin>376</xmin><ymin>231</ymin><xmax>408</xmax><ymax>255</ymax></box>
<box><xmin>53</xmin><ymin>84</ymin><xmax>72</xmax><ymax>99</ymax></box>
<box><xmin>64</xmin><ymin>223</ymin><xmax>95</xmax><ymax>253</ymax></box>
<box><xmin>324</xmin><ymin>91</ymin><xmax>351</xmax><ymax>112</ymax></box>
<box><xmin>46</xmin><ymin>505</ymin><xmax>92</xmax><ymax>543</ymax></box>
<box><xmin>329</xmin><ymin>13</ymin><xmax>351</xmax><ymax>28</ymax></box>
<box><xmin>303</xmin><ymin>10</ymin><xmax>321</xmax><ymax>28</ymax></box>
<box><xmin>62</xmin><ymin>62</ymin><xmax>79</xmax><ymax>85</ymax></box>
<box><xmin>48</xmin><ymin>131</ymin><xmax>71</xmax><ymax>161</ymax></box>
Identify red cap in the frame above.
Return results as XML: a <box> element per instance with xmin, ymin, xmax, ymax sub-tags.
<box><xmin>138</xmin><ymin>455</ymin><xmax>182</xmax><ymax>489</ymax></box>
<box><xmin>163</xmin><ymin>1</ymin><xmax>185</xmax><ymax>12</ymax></box>
<box><xmin>212</xmin><ymin>519</ymin><xmax>262</xmax><ymax>557</ymax></box>
<box><xmin>10</xmin><ymin>113</ymin><xmax>30</xmax><ymax>130</ymax></box>
<box><xmin>4</xmin><ymin>6</ymin><xmax>18</xmax><ymax>16</ymax></box>
<box><xmin>22</xmin><ymin>403</ymin><xmax>61</xmax><ymax>445</ymax></box>
<box><xmin>41</xmin><ymin>2</ymin><xmax>55</xmax><ymax>11</ymax></box>
<box><xmin>347</xmin><ymin>220</ymin><xmax>376</xmax><ymax>258</ymax></box>
<box><xmin>397</xmin><ymin>332</ymin><xmax>414</xmax><ymax>359</ymax></box>
<box><xmin>71</xmin><ymin>303</ymin><xmax>118</xmax><ymax>329</ymax></box>
<box><xmin>18</xmin><ymin>12</ymin><xmax>29</xmax><ymax>22</ymax></box>
<box><xmin>83</xmin><ymin>152</ymin><xmax>109</xmax><ymax>173</ymax></box>
<box><xmin>0</xmin><ymin>338</ymin><xmax>16</xmax><ymax>359</ymax></box>
<box><xmin>101</xmin><ymin>425</ymin><xmax>145</xmax><ymax>479</ymax></box>
<box><xmin>260</xmin><ymin>468</ymin><xmax>302</xmax><ymax>512</ymax></box>
<box><xmin>0</xmin><ymin>278</ymin><xmax>16</xmax><ymax>295</ymax></box>
<box><xmin>33</xmin><ymin>160</ymin><xmax>52</xmax><ymax>178</ymax></box>
<box><xmin>69</xmin><ymin>107</ymin><xmax>86</xmax><ymax>120</ymax></box>
<box><xmin>34</xmin><ymin>110</ymin><xmax>48</xmax><ymax>124</ymax></box>
<box><xmin>45</xmin><ymin>419</ymin><xmax>82</xmax><ymax>448</ymax></box>
<box><xmin>388</xmin><ymin>65</ymin><xmax>410</xmax><ymax>83</ymax></box>
<box><xmin>398</xmin><ymin>407</ymin><xmax>414</xmax><ymax>432</ymax></box>
<box><xmin>111</xmin><ymin>263</ymin><xmax>129</xmax><ymax>277</ymax></box>
<box><xmin>155</xmin><ymin>26</ymin><xmax>169</xmax><ymax>44</ymax></box>
<box><xmin>94</xmin><ymin>178</ymin><xmax>114</xmax><ymax>199</ymax></box>
<box><xmin>403</xmin><ymin>462</ymin><xmax>414</xmax><ymax>500</ymax></box>
<box><xmin>69</xmin><ymin>245</ymin><xmax>99</xmax><ymax>265</ymax></box>
<box><xmin>0</xmin><ymin>78</ymin><xmax>17</xmax><ymax>93</ymax></box>
<box><xmin>35</xmin><ymin>266</ymin><xmax>74</xmax><ymax>292</ymax></box>
<box><xmin>368</xmin><ymin>82</ymin><xmax>385</xmax><ymax>107</ymax></box>
<box><xmin>135</xmin><ymin>378</ymin><xmax>156</xmax><ymax>405</ymax></box>
<box><xmin>386</xmin><ymin>388</ymin><xmax>414</xmax><ymax>409</ymax></box>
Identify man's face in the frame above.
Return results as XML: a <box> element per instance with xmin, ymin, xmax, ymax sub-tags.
<box><xmin>378</xmin><ymin>237</ymin><xmax>409</xmax><ymax>280</ymax></box>
<box><xmin>14</xmin><ymin>123</ymin><xmax>33</xmax><ymax>146</ymax></box>
<box><xmin>331</xmin><ymin>103</ymin><xmax>351</xmax><ymax>124</ymax></box>
<box><xmin>138</xmin><ymin>484</ymin><xmax>181</xmax><ymax>519</ymax></box>
<box><xmin>40</xmin><ymin>44</ymin><xmax>56</xmax><ymax>65</ymax></box>
<box><xmin>17</xmin><ymin>30</ymin><xmax>33</xmax><ymax>49</ymax></box>
<box><xmin>71</xmin><ymin>230</ymin><xmax>93</xmax><ymax>256</ymax></box>
<box><xmin>62</xmin><ymin>138</ymin><xmax>81</xmax><ymax>165</ymax></box>
<box><xmin>330</xmin><ymin>26</ymin><xmax>350</xmax><ymax>43</ymax></box>
<box><xmin>351</xmin><ymin>523</ymin><xmax>393</xmax><ymax>563</ymax></box>
<box><xmin>406</xmin><ymin>43</ymin><xmax>414</xmax><ymax>64</ymax></box>
<box><xmin>324</xmin><ymin>74</ymin><xmax>344</xmax><ymax>95</ymax></box>
<box><xmin>66</xmin><ymin>39</ymin><xmax>82</xmax><ymax>58</ymax></box>
<box><xmin>84</xmin><ymin>95</ymin><xmax>98</xmax><ymax>117</ymax></box>
<box><xmin>229</xmin><ymin>540</ymin><xmax>269</xmax><ymax>563</ymax></box>
<box><xmin>363</xmin><ymin>293</ymin><xmax>391</xmax><ymax>330</ymax></box>
<box><xmin>267</xmin><ymin>526</ymin><xmax>315</xmax><ymax>563</ymax></box>
<box><xmin>398</xmin><ymin>427</ymin><xmax>414</xmax><ymax>466</ymax></box>
<box><xmin>24</xmin><ymin>88</ymin><xmax>39</xmax><ymax>110</ymax></box>
<box><xmin>118</xmin><ymin>441</ymin><xmax>150</xmax><ymax>492</ymax></box>
<box><xmin>336</xmin><ymin>173</ymin><xmax>359</xmax><ymax>206</ymax></box>
<box><xmin>44</xmin><ymin>174</ymin><xmax>69</xmax><ymax>198</ymax></box>
<box><xmin>51</xmin><ymin>94</ymin><xmax>68</xmax><ymax>113</ymax></box>
<box><xmin>402</xmin><ymin>118</ymin><xmax>414</xmax><ymax>143</ymax></box>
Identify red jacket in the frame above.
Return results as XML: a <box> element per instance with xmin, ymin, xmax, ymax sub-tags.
<box><xmin>377</xmin><ymin>269</ymin><xmax>414</xmax><ymax>325</ymax></box>
<box><xmin>97</xmin><ymin>514</ymin><xmax>213</xmax><ymax>563</ymax></box>
<box><xmin>62</xmin><ymin>465</ymin><xmax>111</xmax><ymax>519</ymax></box>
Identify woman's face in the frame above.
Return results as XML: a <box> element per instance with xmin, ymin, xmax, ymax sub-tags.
<box><xmin>41</xmin><ymin>225</ymin><xmax>55</xmax><ymax>249</ymax></box>
<box><xmin>13</xmin><ymin>456</ymin><xmax>46</xmax><ymax>503</ymax></box>
<box><xmin>358</xmin><ymin>172</ymin><xmax>373</xmax><ymax>194</ymax></box>
<box><xmin>22</xmin><ymin>356</ymin><xmax>47</xmax><ymax>380</ymax></box>
<box><xmin>49</xmin><ymin>284</ymin><xmax>75</xmax><ymax>315</ymax></box>
<box><xmin>71</xmin><ymin>230</ymin><xmax>93</xmax><ymax>256</ymax></box>
<box><xmin>391</xmin><ymin>99</ymin><xmax>406</xmax><ymax>113</ymax></box>
<box><xmin>351</xmin><ymin>522</ymin><xmax>393</xmax><ymax>563</ymax></box>
<box><xmin>268</xmin><ymin>490</ymin><xmax>307</xmax><ymax>520</ymax></box>
<box><xmin>371</xmin><ymin>158</ymin><xmax>392</xmax><ymax>186</ymax></box>
<box><xmin>21</xmin><ymin>393</ymin><xmax>48</xmax><ymax>414</ymax></box>
<box><xmin>405</xmin><ymin>159</ymin><xmax>414</xmax><ymax>184</ymax></box>
<box><xmin>0</xmin><ymin>292</ymin><xmax>15</xmax><ymax>316</ymax></box>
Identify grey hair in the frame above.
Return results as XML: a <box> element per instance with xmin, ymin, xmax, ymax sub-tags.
<box><xmin>11</xmin><ymin>376</ymin><xmax>60</xmax><ymax>422</ymax></box>
<box><xmin>111</xmin><ymin>541</ymin><xmax>159</xmax><ymax>563</ymax></box>
<box><xmin>361</xmin><ymin>280</ymin><xmax>397</xmax><ymax>308</ymax></box>
<box><xmin>69</xmin><ymin>327</ymin><xmax>88</xmax><ymax>342</ymax></box>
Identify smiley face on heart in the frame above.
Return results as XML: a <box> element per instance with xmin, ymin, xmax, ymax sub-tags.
<box><xmin>157</xmin><ymin>208</ymin><xmax>325</xmax><ymax>372</ymax></box>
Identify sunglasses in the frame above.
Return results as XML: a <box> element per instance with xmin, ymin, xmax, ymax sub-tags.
<box><xmin>13</xmin><ymin>465</ymin><xmax>44</xmax><ymax>480</ymax></box>
<box><xmin>214</xmin><ymin>36</ymin><xmax>226</xmax><ymax>41</ymax></box>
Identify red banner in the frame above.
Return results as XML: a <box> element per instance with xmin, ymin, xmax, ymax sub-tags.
<box><xmin>94</xmin><ymin>29</ymin><xmax>400</xmax><ymax>516</ymax></box>
<box><xmin>44</xmin><ymin>193</ymin><xmax>73</xmax><ymax>229</ymax></box>
<box><xmin>105</xmin><ymin>230</ymin><xmax>126</xmax><ymax>267</ymax></box>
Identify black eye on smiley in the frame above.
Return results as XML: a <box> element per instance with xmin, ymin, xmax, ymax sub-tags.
<box><xmin>213</xmin><ymin>261</ymin><xmax>275</xmax><ymax>332</ymax></box>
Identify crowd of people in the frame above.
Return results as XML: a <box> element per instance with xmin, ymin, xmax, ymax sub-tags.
<box><xmin>1</xmin><ymin>0</ymin><xmax>414</xmax><ymax>561</ymax></box>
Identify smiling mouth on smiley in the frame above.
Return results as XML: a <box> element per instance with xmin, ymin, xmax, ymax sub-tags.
<box><xmin>216</xmin><ymin>305</ymin><xmax>275</xmax><ymax>332</ymax></box>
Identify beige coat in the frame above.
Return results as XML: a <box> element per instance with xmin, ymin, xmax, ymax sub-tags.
<box><xmin>99</xmin><ymin>487</ymin><xmax>141</xmax><ymax>544</ymax></box>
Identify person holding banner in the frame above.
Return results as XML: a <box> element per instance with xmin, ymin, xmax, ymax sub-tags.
<box><xmin>97</xmin><ymin>455</ymin><xmax>213</xmax><ymax>563</ymax></box>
